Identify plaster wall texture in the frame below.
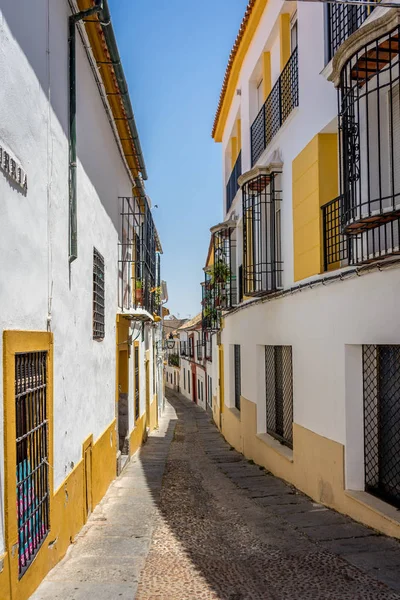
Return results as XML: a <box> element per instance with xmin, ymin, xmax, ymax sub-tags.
<box><xmin>0</xmin><ymin>1</ymin><xmax>137</xmax><ymax>553</ymax></box>
<box><xmin>222</xmin><ymin>266</ymin><xmax>400</xmax><ymax>488</ymax></box>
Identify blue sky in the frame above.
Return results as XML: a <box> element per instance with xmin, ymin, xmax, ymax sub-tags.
<box><xmin>109</xmin><ymin>0</ymin><xmax>248</xmax><ymax>319</ymax></box>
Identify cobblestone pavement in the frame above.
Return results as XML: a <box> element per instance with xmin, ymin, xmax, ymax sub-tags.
<box><xmin>137</xmin><ymin>390</ymin><xmax>400</xmax><ymax>600</ymax></box>
<box><xmin>30</xmin><ymin>401</ymin><xmax>177</xmax><ymax>600</ymax></box>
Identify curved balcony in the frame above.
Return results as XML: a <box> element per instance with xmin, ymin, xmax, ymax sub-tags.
<box><xmin>338</xmin><ymin>21</ymin><xmax>400</xmax><ymax>234</ymax></box>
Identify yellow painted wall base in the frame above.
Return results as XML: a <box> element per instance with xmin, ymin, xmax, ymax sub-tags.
<box><xmin>221</xmin><ymin>396</ymin><xmax>400</xmax><ymax>540</ymax></box>
<box><xmin>149</xmin><ymin>395</ymin><xmax>158</xmax><ymax>430</ymax></box>
<box><xmin>129</xmin><ymin>413</ymin><xmax>147</xmax><ymax>457</ymax></box>
<box><xmin>2</xmin><ymin>419</ymin><xmax>116</xmax><ymax>600</ymax></box>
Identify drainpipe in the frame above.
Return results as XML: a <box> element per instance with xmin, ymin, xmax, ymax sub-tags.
<box><xmin>69</xmin><ymin>0</ymin><xmax>103</xmax><ymax>263</ymax></box>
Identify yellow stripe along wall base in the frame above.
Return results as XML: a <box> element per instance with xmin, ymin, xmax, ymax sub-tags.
<box><xmin>2</xmin><ymin>331</ymin><xmax>117</xmax><ymax>600</ymax></box>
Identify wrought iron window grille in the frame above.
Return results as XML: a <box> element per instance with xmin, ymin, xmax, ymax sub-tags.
<box><xmin>226</xmin><ymin>151</ymin><xmax>242</xmax><ymax>213</ymax></box>
<box><xmin>339</xmin><ymin>26</ymin><xmax>400</xmax><ymax>237</ymax></box>
<box><xmin>134</xmin><ymin>345</ymin><xmax>140</xmax><ymax>421</ymax></box>
<box><xmin>16</xmin><ymin>352</ymin><xmax>50</xmax><ymax>578</ymax></box>
<box><xmin>363</xmin><ymin>345</ymin><xmax>400</xmax><ymax>508</ymax></box>
<box><xmin>180</xmin><ymin>341</ymin><xmax>188</xmax><ymax>357</ymax></box>
<box><xmin>196</xmin><ymin>341</ymin><xmax>203</xmax><ymax>361</ymax></box>
<box><xmin>234</xmin><ymin>345</ymin><xmax>241</xmax><ymax>411</ymax></box>
<box><xmin>325</xmin><ymin>1</ymin><xmax>374</xmax><ymax>64</ymax></box>
<box><xmin>205</xmin><ymin>335</ymin><xmax>213</xmax><ymax>361</ymax></box>
<box><xmin>321</xmin><ymin>195</ymin><xmax>400</xmax><ymax>270</ymax></box>
<box><xmin>251</xmin><ymin>48</ymin><xmax>298</xmax><ymax>166</ymax></box>
<box><xmin>118</xmin><ymin>197</ymin><xmax>159</xmax><ymax>315</ymax></box>
<box><xmin>242</xmin><ymin>171</ymin><xmax>283</xmax><ymax>296</ymax></box>
<box><xmin>202</xmin><ymin>225</ymin><xmax>237</xmax><ymax>334</ymax></box>
<box><xmin>265</xmin><ymin>346</ymin><xmax>293</xmax><ymax>448</ymax></box>
<box><xmin>93</xmin><ymin>248</ymin><xmax>105</xmax><ymax>340</ymax></box>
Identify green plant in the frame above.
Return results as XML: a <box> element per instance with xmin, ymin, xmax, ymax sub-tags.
<box><xmin>152</xmin><ymin>285</ymin><xmax>162</xmax><ymax>305</ymax></box>
<box><xmin>135</xmin><ymin>280</ymin><xmax>142</xmax><ymax>290</ymax></box>
<box><xmin>211</xmin><ymin>261</ymin><xmax>230</xmax><ymax>284</ymax></box>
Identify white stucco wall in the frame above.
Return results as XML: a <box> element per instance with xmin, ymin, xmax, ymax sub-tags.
<box><xmin>215</xmin><ymin>0</ymin><xmax>400</xmax><ymax>494</ymax></box>
<box><xmin>0</xmin><ymin>0</ymin><xmax>144</xmax><ymax>553</ymax></box>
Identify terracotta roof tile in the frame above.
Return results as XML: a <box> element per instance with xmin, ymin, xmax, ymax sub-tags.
<box><xmin>212</xmin><ymin>0</ymin><xmax>257</xmax><ymax>139</ymax></box>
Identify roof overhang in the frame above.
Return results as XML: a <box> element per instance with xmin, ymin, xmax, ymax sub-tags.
<box><xmin>212</xmin><ymin>0</ymin><xmax>269</xmax><ymax>142</ymax></box>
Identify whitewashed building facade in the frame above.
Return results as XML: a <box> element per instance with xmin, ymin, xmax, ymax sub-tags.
<box><xmin>205</xmin><ymin>0</ymin><xmax>400</xmax><ymax>539</ymax></box>
<box><xmin>0</xmin><ymin>1</ymin><xmax>164</xmax><ymax>598</ymax></box>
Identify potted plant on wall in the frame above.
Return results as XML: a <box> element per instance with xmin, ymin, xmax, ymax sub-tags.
<box><xmin>135</xmin><ymin>280</ymin><xmax>143</xmax><ymax>305</ymax></box>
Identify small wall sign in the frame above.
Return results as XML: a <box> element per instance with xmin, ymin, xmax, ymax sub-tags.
<box><xmin>0</xmin><ymin>143</ymin><xmax>28</xmax><ymax>192</ymax></box>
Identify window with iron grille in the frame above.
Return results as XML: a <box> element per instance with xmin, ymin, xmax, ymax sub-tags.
<box><xmin>93</xmin><ymin>248</ymin><xmax>105</xmax><ymax>340</ymax></box>
<box><xmin>364</xmin><ymin>345</ymin><xmax>400</xmax><ymax>508</ymax></box>
<box><xmin>183</xmin><ymin>368</ymin><xmax>186</xmax><ymax>390</ymax></box>
<box><xmin>242</xmin><ymin>172</ymin><xmax>283</xmax><ymax>296</ymax></box>
<box><xmin>134</xmin><ymin>345</ymin><xmax>140</xmax><ymax>421</ymax></box>
<box><xmin>265</xmin><ymin>346</ymin><xmax>293</xmax><ymax>448</ymax></box>
<box><xmin>234</xmin><ymin>345</ymin><xmax>241</xmax><ymax>411</ymax></box>
<box><xmin>15</xmin><ymin>352</ymin><xmax>50</xmax><ymax>577</ymax></box>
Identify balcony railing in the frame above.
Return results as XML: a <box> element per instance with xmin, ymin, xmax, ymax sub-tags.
<box><xmin>251</xmin><ymin>48</ymin><xmax>298</xmax><ymax>166</ymax></box>
<box><xmin>168</xmin><ymin>353</ymin><xmax>180</xmax><ymax>367</ymax></box>
<box><xmin>321</xmin><ymin>195</ymin><xmax>400</xmax><ymax>271</ymax></box>
<box><xmin>226</xmin><ymin>151</ymin><xmax>242</xmax><ymax>213</ymax></box>
<box><xmin>118</xmin><ymin>196</ymin><xmax>160</xmax><ymax>315</ymax></box>
<box><xmin>325</xmin><ymin>1</ymin><xmax>373</xmax><ymax>63</ymax></box>
<box><xmin>202</xmin><ymin>225</ymin><xmax>237</xmax><ymax>332</ymax></box>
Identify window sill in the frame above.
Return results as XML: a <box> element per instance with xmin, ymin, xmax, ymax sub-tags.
<box><xmin>345</xmin><ymin>490</ymin><xmax>400</xmax><ymax>526</ymax></box>
<box><xmin>256</xmin><ymin>432</ymin><xmax>294</xmax><ymax>463</ymax></box>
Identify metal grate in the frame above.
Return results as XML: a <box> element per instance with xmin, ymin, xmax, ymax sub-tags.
<box><xmin>226</xmin><ymin>151</ymin><xmax>242</xmax><ymax>213</ymax></box>
<box><xmin>197</xmin><ymin>341</ymin><xmax>203</xmax><ymax>361</ymax></box>
<box><xmin>15</xmin><ymin>352</ymin><xmax>49</xmax><ymax>577</ymax></box>
<box><xmin>242</xmin><ymin>172</ymin><xmax>283</xmax><ymax>296</ymax></box>
<box><xmin>189</xmin><ymin>337</ymin><xmax>194</xmax><ymax>359</ymax></box>
<box><xmin>93</xmin><ymin>248</ymin><xmax>105</xmax><ymax>340</ymax></box>
<box><xmin>180</xmin><ymin>341</ymin><xmax>188</xmax><ymax>357</ymax></box>
<box><xmin>251</xmin><ymin>48</ymin><xmax>298</xmax><ymax>166</ymax></box>
<box><xmin>326</xmin><ymin>1</ymin><xmax>372</xmax><ymax>62</ymax></box>
<box><xmin>364</xmin><ymin>345</ymin><xmax>400</xmax><ymax>508</ymax></box>
<box><xmin>134</xmin><ymin>345</ymin><xmax>139</xmax><ymax>421</ymax></box>
<box><xmin>205</xmin><ymin>334</ymin><xmax>212</xmax><ymax>362</ymax></box>
<box><xmin>322</xmin><ymin>196</ymin><xmax>400</xmax><ymax>270</ymax></box>
<box><xmin>118</xmin><ymin>197</ymin><xmax>159</xmax><ymax>314</ymax></box>
<box><xmin>265</xmin><ymin>346</ymin><xmax>293</xmax><ymax>448</ymax></box>
<box><xmin>339</xmin><ymin>26</ymin><xmax>400</xmax><ymax>235</ymax></box>
<box><xmin>322</xmin><ymin>196</ymin><xmax>350</xmax><ymax>270</ymax></box>
<box><xmin>234</xmin><ymin>345</ymin><xmax>241</xmax><ymax>411</ymax></box>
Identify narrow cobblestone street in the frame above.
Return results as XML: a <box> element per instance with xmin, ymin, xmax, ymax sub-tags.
<box><xmin>32</xmin><ymin>390</ymin><xmax>400</xmax><ymax>599</ymax></box>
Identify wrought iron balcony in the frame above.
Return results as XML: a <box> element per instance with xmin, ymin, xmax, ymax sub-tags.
<box><xmin>339</xmin><ymin>25</ymin><xmax>400</xmax><ymax>235</ymax></box>
<box><xmin>325</xmin><ymin>1</ymin><xmax>374</xmax><ymax>63</ymax></box>
<box><xmin>242</xmin><ymin>171</ymin><xmax>283</xmax><ymax>296</ymax></box>
<box><xmin>226</xmin><ymin>151</ymin><xmax>242</xmax><ymax>213</ymax></box>
<box><xmin>251</xmin><ymin>49</ymin><xmax>298</xmax><ymax>166</ymax></box>
<box><xmin>202</xmin><ymin>224</ymin><xmax>237</xmax><ymax>332</ymax></box>
<box><xmin>321</xmin><ymin>195</ymin><xmax>400</xmax><ymax>271</ymax></box>
<box><xmin>118</xmin><ymin>196</ymin><xmax>160</xmax><ymax>316</ymax></box>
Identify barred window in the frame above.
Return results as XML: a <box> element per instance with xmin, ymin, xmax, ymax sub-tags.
<box><xmin>234</xmin><ymin>345</ymin><xmax>241</xmax><ymax>411</ymax></box>
<box><xmin>364</xmin><ymin>345</ymin><xmax>400</xmax><ymax>508</ymax></box>
<box><xmin>16</xmin><ymin>352</ymin><xmax>50</xmax><ymax>577</ymax></box>
<box><xmin>134</xmin><ymin>345</ymin><xmax>139</xmax><ymax>421</ymax></box>
<box><xmin>265</xmin><ymin>346</ymin><xmax>293</xmax><ymax>448</ymax></box>
<box><xmin>93</xmin><ymin>248</ymin><xmax>105</xmax><ymax>340</ymax></box>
